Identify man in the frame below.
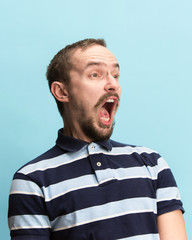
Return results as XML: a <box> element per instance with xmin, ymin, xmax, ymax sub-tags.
<box><xmin>8</xmin><ymin>39</ymin><xmax>187</xmax><ymax>239</ymax></box>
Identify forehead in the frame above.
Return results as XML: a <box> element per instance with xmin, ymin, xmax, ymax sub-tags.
<box><xmin>71</xmin><ymin>45</ymin><xmax>118</xmax><ymax>69</ymax></box>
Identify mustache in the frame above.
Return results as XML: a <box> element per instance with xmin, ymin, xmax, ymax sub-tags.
<box><xmin>95</xmin><ymin>92</ymin><xmax>120</xmax><ymax>108</ymax></box>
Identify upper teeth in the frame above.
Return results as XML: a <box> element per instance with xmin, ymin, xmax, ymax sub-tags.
<box><xmin>101</xmin><ymin>117</ymin><xmax>110</xmax><ymax>121</ymax></box>
<box><xmin>106</xmin><ymin>99</ymin><xmax>114</xmax><ymax>103</ymax></box>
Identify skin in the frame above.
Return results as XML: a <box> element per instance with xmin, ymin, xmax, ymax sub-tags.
<box><xmin>51</xmin><ymin>44</ymin><xmax>121</xmax><ymax>142</ymax></box>
<box><xmin>51</xmin><ymin>44</ymin><xmax>187</xmax><ymax>238</ymax></box>
<box><xmin>157</xmin><ymin>210</ymin><xmax>187</xmax><ymax>239</ymax></box>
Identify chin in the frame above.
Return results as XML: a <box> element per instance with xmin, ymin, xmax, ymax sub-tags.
<box><xmin>82</xmin><ymin>121</ymin><xmax>115</xmax><ymax>142</ymax></box>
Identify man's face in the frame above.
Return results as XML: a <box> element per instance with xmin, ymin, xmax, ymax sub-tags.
<box><xmin>65</xmin><ymin>44</ymin><xmax>121</xmax><ymax>142</ymax></box>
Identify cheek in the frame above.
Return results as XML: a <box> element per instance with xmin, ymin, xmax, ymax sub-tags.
<box><xmin>118</xmin><ymin>84</ymin><xmax>121</xmax><ymax>95</ymax></box>
<box><xmin>83</xmin><ymin>84</ymin><xmax>101</xmax><ymax>99</ymax></box>
<box><xmin>119</xmin><ymin>88</ymin><xmax>122</xmax><ymax>98</ymax></box>
<box><xmin>83</xmin><ymin>93</ymin><xmax>97</xmax><ymax>108</ymax></box>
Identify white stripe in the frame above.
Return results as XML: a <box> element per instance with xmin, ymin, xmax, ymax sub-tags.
<box><xmin>95</xmin><ymin>167</ymin><xmax>116</xmax><ymax>184</ymax></box>
<box><xmin>9</xmin><ymin>179</ymin><xmax>44</xmax><ymax>197</ymax></box>
<box><xmin>117</xmin><ymin>233</ymin><xmax>159</xmax><ymax>240</ymax></box>
<box><xmin>112</xmin><ymin>165</ymin><xmax>158</xmax><ymax>180</ymax></box>
<box><xmin>51</xmin><ymin>197</ymin><xmax>156</xmax><ymax>231</ymax></box>
<box><xmin>90</xmin><ymin>145</ymin><xmax>158</xmax><ymax>156</ymax></box>
<box><xmin>42</xmin><ymin>174</ymin><xmax>98</xmax><ymax>202</ymax></box>
<box><xmin>8</xmin><ymin>215</ymin><xmax>51</xmax><ymax>230</ymax></box>
<box><xmin>18</xmin><ymin>145</ymin><xmax>88</xmax><ymax>175</ymax></box>
<box><xmin>156</xmin><ymin>187</ymin><xmax>181</xmax><ymax>202</ymax></box>
<box><xmin>157</xmin><ymin>157</ymin><xmax>169</xmax><ymax>173</ymax></box>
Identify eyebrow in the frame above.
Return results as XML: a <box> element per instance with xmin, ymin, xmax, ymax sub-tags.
<box><xmin>85</xmin><ymin>61</ymin><xmax>120</xmax><ymax>70</ymax></box>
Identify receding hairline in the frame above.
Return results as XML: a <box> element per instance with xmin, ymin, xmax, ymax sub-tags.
<box><xmin>69</xmin><ymin>44</ymin><xmax>119</xmax><ymax>71</ymax></box>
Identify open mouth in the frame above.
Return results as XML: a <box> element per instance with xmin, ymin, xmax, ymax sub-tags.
<box><xmin>99</xmin><ymin>97</ymin><xmax>118</xmax><ymax>126</ymax></box>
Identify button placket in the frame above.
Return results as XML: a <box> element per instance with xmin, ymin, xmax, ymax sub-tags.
<box><xmin>87</xmin><ymin>143</ymin><xmax>116</xmax><ymax>185</ymax></box>
<box><xmin>88</xmin><ymin>143</ymin><xmax>103</xmax><ymax>170</ymax></box>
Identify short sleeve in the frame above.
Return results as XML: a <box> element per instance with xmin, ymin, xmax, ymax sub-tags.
<box><xmin>156</xmin><ymin>157</ymin><xmax>184</xmax><ymax>216</ymax></box>
<box><xmin>8</xmin><ymin>172</ymin><xmax>51</xmax><ymax>240</ymax></box>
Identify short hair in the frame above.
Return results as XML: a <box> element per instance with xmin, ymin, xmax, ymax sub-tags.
<box><xmin>46</xmin><ymin>38</ymin><xmax>107</xmax><ymax>116</ymax></box>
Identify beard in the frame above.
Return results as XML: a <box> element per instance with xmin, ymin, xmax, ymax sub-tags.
<box><xmin>69</xmin><ymin>93</ymin><xmax>119</xmax><ymax>142</ymax></box>
<box><xmin>80</xmin><ymin>117</ymin><xmax>115</xmax><ymax>142</ymax></box>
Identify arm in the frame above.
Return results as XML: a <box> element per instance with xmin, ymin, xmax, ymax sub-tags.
<box><xmin>8</xmin><ymin>174</ymin><xmax>51</xmax><ymax>239</ymax></box>
<box><xmin>157</xmin><ymin>210</ymin><xmax>187</xmax><ymax>240</ymax></box>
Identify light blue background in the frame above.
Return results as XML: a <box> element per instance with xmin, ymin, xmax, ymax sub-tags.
<box><xmin>0</xmin><ymin>0</ymin><xmax>191</xmax><ymax>238</ymax></box>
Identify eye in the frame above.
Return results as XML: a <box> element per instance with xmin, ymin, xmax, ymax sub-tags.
<box><xmin>89</xmin><ymin>72</ymin><xmax>102</xmax><ymax>79</ymax></box>
<box><xmin>91</xmin><ymin>73</ymin><xmax>99</xmax><ymax>78</ymax></box>
<box><xmin>113</xmin><ymin>74</ymin><xmax>119</xmax><ymax>79</ymax></box>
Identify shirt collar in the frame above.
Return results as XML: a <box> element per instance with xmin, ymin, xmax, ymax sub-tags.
<box><xmin>56</xmin><ymin>128</ymin><xmax>112</xmax><ymax>152</ymax></box>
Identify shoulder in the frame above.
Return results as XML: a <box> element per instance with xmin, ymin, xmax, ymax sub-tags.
<box><xmin>109</xmin><ymin>139</ymin><xmax>162</xmax><ymax>166</ymax></box>
<box><xmin>15</xmin><ymin>145</ymin><xmax>65</xmax><ymax>176</ymax></box>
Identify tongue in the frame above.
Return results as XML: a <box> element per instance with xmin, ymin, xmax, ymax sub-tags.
<box><xmin>100</xmin><ymin>107</ymin><xmax>109</xmax><ymax>118</ymax></box>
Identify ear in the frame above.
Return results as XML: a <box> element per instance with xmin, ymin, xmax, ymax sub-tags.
<box><xmin>51</xmin><ymin>81</ymin><xmax>69</xmax><ymax>103</ymax></box>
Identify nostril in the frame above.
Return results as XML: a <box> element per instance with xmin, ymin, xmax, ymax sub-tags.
<box><xmin>108</xmin><ymin>87</ymin><xmax>116</xmax><ymax>91</ymax></box>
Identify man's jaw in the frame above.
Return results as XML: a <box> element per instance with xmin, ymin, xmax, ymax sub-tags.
<box><xmin>63</xmin><ymin>93</ymin><xmax>120</xmax><ymax>142</ymax></box>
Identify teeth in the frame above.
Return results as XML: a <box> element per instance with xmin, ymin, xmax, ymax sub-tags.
<box><xmin>101</xmin><ymin>117</ymin><xmax>110</xmax><ymax>122</ymax></box>
<box><xmin>106</xmin><ymin>99</ymin><xmax>114</xmax><ymax>103</ymax></box>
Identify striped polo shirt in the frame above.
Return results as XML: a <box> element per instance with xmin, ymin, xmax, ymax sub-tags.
<box><xmin>8</xmin><ymin>129</ymin><xmax>184</xmax><ymax>240</ymax></box>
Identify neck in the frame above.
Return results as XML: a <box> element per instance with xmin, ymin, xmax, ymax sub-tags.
<box><xmin>63</xmin><ymin>123</ymin><xmax>93</xmax><ymax>143</ymax></box>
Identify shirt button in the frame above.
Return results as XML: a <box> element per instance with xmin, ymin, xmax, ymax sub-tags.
<box><xmin>91</xmin><ymin>145</ymin><xmax>95</xmax><ymax>149</ymax></box>
<box><xmin>97</xmin><ymin>162</ymin><xmax>101</xmax><ymax>167</ymax></box>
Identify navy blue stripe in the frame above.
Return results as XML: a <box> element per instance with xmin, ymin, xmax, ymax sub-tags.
<box><xmin>157</xmin><ymin>169</ymin><xmax>177</xmax><ymax>188</ymax></box>
<box><xmin>51</xmin><ymin>213</ymin><xmax>158</xmax><ymax>240</ymax></box>
<box><xmin>157</xmin><ymin>199</ymin><xmax>184</xmax><ymax>215</ymax></box>
<box><xmin>140</xmin><ymin>152</ymin><xmax>160</xmax><ymax>166</ymax></box>
<box><xmin>27</xmin><ymin>157</ymin><xmax>94</xmax><ymax>187</ymax></box>
<box><xmin>10</xmin><ymin>229</ymin><xmax>50</xmax><ymax>240</ymax></box>
<box><xmin>46</xmin><ymin>178</ymin><xmax>157</xmax><ymax>220</ymax></box>
<box><xmin>13</xmin><ymin>172</ymin><xmax>30</xmax><ymax>181</ymax></box>
<box><xmin>93</xmin><ymin>153</ymin><xmax>150</xmax><ymax>168</ymax></box>
<box><xmin>8</xmin><ymin>194</ymin><xmax>46</xmax><ymax>217</ymax></box>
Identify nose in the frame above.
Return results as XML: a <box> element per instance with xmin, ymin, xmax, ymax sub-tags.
<box><xmin>104</xmin><ymin>73</ymin><xmax>121</xmax><ymax>93</ymax></box>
